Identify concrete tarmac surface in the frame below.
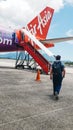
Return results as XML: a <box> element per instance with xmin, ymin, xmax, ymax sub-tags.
<box><xmin>0</xmin><ymin>59</ymin><xmax>73</xmax><ymax>130</ymax></box>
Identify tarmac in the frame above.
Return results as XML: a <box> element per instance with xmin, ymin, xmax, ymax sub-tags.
<box><xmin>0</xmin><ymin>59</ymin><xmax>73</xmax><ymax>130</ymax></box>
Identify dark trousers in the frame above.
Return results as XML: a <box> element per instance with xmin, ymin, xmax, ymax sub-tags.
<box><xmin>53</xmin><ymin>74</ymin><xmax>62</xmax><ymax>95</ymax></box>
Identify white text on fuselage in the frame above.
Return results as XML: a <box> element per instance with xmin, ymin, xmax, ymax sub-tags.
<box><xmin>0</xmin><ymin>37</ymin><xmax>12</xmax><ymax>45</ymax></box>
<box><xmin>26</xmin><ymin>10</ymin><xmax>52</xmax><ymax>36</ymax></box>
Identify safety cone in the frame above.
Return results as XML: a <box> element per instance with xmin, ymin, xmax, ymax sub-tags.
<box><xmin>35</xmin><ymin>69</ymin><xmax>41</xmax><ymax>81</ymax></box>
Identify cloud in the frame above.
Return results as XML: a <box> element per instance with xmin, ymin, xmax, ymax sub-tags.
<box><xmin>0</xmin><ymin>0</ymin><xmax>32</xmax><ymax>28</ymax></box>
<box><xmin>48</xmin><ymin>0</ymin><xmax>64</xmax><ymax>12</ymax></box>
<box><xmin>66</xmin><ymin>29</ymin><xmax>73</xmax><ymax>36</ymax></box>
<box><xmin>64</xmin><ymin>0</ymin><xmax>73</xmax><ymax>5</ymax></box>
<box><xmin>0</xmin><ymin>0</ymin><xmax>72</xmax><ymax>30</ymax></box>
<box><xmin>0</xmin><ymin>0</ymin><xmax>6</xmax><ymax>1</ymax></box>
<box><xmin>66</xmin><ymin>29</ymin><xmax>73</xmax><ymax>44</ymax></box>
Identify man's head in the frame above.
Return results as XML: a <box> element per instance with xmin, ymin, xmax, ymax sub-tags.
<box><xmin>55</xmin><ymin>55</ymin><xmax>61</xmax><ymax>60</ymax></box>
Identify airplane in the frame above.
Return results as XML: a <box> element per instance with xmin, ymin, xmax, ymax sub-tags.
<box><xmin>0</xmin><ymin>6</ymin><xmax>73</xmax><ymax>73</ymax></box>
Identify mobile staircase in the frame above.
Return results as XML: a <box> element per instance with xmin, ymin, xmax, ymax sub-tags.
<box><xmin>15</xmin><ymin>29</ymin><xmax>53</xmax><ymax>74</ymax></box>
<box><xmin>18</xmin><ymin>41</ymin><xmax>50</xmax><ymax>74</ymax></box>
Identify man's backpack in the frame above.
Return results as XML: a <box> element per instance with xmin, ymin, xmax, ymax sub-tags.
<box><xmin>52</xmin><ymin>61</ymin><xmax>62</xmax><ymax>75</ymax></box>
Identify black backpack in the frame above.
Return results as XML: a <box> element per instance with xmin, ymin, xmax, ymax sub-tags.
<box><xmin>52</xmin><ymin>61</ymin><xmax>62</xmax><ymax>75</ymax></box>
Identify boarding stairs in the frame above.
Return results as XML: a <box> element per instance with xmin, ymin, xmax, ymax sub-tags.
<box><xmin>19</xmin><ymin>41</ymin><xmax>50</xmax><ymax>74</ymax></box>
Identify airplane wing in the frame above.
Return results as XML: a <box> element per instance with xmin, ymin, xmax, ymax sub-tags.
<box><xmin>40</xmin><ymin>37</ymin><xmax>73</xmax><ymax>44</ymax></box>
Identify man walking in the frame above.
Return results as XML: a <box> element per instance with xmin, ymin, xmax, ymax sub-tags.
<box><xmin>50</xmin><ymin>55</ymin><xmax>65</xmax><ymax>100</ymax></box>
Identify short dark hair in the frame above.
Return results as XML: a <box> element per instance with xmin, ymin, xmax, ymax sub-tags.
<box><xmin>56</xmin><ymin>55</ymin><xmax>61</xmax><ymax>60</ymax></box>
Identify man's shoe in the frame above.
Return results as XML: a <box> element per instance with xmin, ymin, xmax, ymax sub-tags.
<box><xmin>54</xmin><ymin>92</ymin><xmax>59</xmax><ymax>100</ymax></box>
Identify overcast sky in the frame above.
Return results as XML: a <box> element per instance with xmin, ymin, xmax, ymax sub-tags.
<box><xmin>0</xmin><ymin>0</ymin><xmax>71</xmax><ymax>29</ymax></box>
<box><xmin>0</xmin><ymin>0</ymin><xmax>73</xmax><ymax>61</ymax></box>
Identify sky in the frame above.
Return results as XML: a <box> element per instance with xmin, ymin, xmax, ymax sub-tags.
<box><xmin>0</xmin><ymin>0</ymin><xmax>73</xmax><ymax>61</ymax></box>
